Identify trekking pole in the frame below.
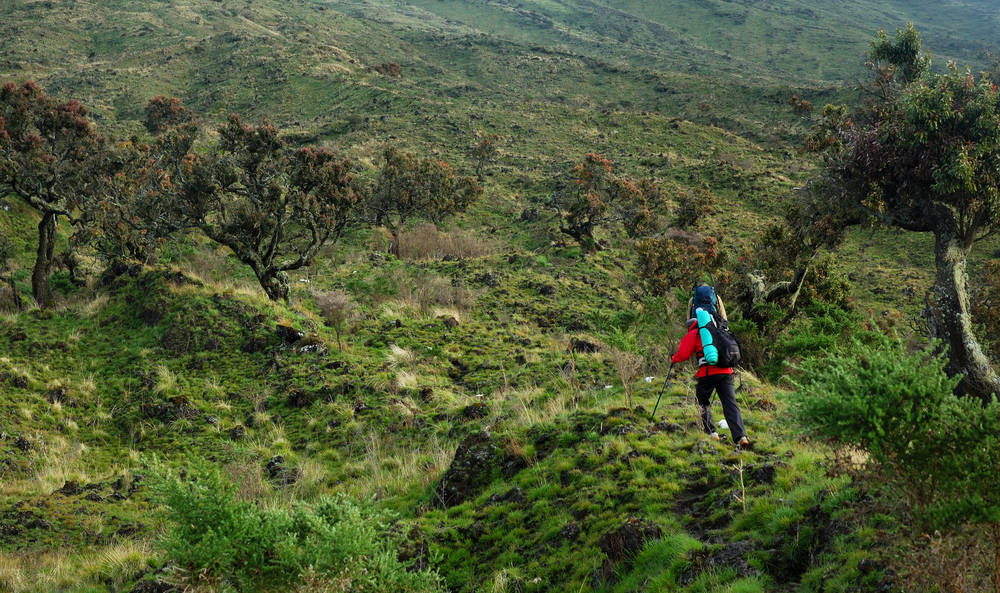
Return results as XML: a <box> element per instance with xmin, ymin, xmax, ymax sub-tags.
<box><xmin>650</xmin><ymin>362</ymin><xmax>674</xmax><ymax>421</ymax></box>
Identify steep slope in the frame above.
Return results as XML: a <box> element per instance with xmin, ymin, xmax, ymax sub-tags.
<box><xmin>8</xmin><ymin>0</ymin><xmax>991</xmax><ymax>151</ymax></box>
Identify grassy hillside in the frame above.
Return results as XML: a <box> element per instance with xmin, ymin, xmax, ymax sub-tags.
<box><xmin>0</xmin><ymin>208</ymin><xmax>891</xmax><ymax>591</ymax></box>
<box><xmin>3</xmin><ymin>0</ymin><xmax>1000</xmax><ymax>591</ymax></box>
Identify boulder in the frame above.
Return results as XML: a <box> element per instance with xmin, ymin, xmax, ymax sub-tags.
<box><xmin>681</xmin><ymin>540</ymin><xmax>760</xmax><ymax>585</ymax></box>
<box><xmin>57</xmin><ymin>480</ymin><xmax>82</xmax><ymax>496</ymax></box>
<box><xmin>749</xmin><ymin>464</ymin><xmax>776</xmax><ymax>485</ymax></box>
<box><xmin>292</xmin><ymin>334</ymin><xmax>328</xmax><ymax>355</ymax></box>
<box><xmin>460</xmin><ymin>401</ymin><xmax>489</xmax><ymax>419</ymax></box>
<box><xmin>434</xmin><ymin>431</ymin><xmax>519</xmax><ymax>508</ymax></box>
<box><xmin>569</xmin><ymin>337</ymin><xmax>600</xmax><ymax>353</ymax></box>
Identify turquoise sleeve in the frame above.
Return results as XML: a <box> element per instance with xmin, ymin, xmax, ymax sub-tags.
<box><xmin>696</xmin><ymin>308</ymin><xmax>718</xmax><ymax>365</ymax></box>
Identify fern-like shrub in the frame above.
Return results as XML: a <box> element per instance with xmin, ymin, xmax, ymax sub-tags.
<box><xmin>151</xmin><ymin>460</ymin><xmax>443</xmax><ymax>593</ymax></box>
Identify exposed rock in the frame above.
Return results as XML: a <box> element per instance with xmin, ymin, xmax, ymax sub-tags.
<box><xmin>44</xmin><ymin>386</ymin><xmax>72</xmax><ymax>406</ymax></box>
<box><xmin>461</xmin><ymin>401</ymin><xmax>489</xmax><ymax>419</ymax></box>
<box><xmin>434</xmin><ymin>431</ymin><xmax>522</xmax><ymax>508</ymax></box>
<box><xmin>292</xmin><ymin>334</ymin><xmax>328</xmax><ymax>355</ymax></box>
<box><xmin>128</xmin><ymin>579</ymin><xmax>175</xmax><ymax>593</ymax></box>
<box><xmin>0</xmin><ymin>506</ymin><xmax>53</xmax><ymax>542</ymax></box>
<box><xmin>57</xmin><ymin>480</ymin><xmax>82</xmax><ymax>496</ymax></box>
<box><xmin>681</xmin><ymin>540</ymin><xmax>760</xmax><ymax>585</ymax></box>
<box><xmin>595</xmin><ymin>517</ymin><xmax>662</xmax><ymax>585</ymax></box>
<box><xmin>227</xmin><ymin>425</ymin><xmax>247</xmax><ymax>441</ymax></box>
<box><xmin>265</xmin><ymin>455</ymin><xmax>301</xmax><ymax>486</ymax></box>
<box><xmin>653</xmin><ymin>421</ymin><xmax>685</xmax><ymax>433</ymax></box>
<box><xmin>287</xmin><ymin>389</ymin><xmax>318</xmax><ymax>408</ymax></box>
<box><xmin>749</xmin><ymin>464</ymin><xmax>776</xmax><ymax>485</ymax></box>
<box><xmin>13</xmin><ymin>435</ymin><xmax>32</xmax><ymax>452</ymax></box>
<box><xmin>693</xmin><ymin>441</ymin><xmax>717</xmax><ymax>455</ymax></box>
<box><xmin>569</xmin><ymin>337</ymin><xmax>600</xmax><ymax>353</ymax></box>
<box><xmin>485</xmin><ymin>487</ymin><xmax>526</xmax><ymax>506</ymax></box>
<box><xmin>0</xmin><ymin>372</ymin><xmax>29</xmax><ymax>389</ymax></box>
<box><xmin>558</xmin><ymin>522</ymin><xmax>581</xmax><ymax>542</ymax></box>
<box><xmin>276</xmin><ymin>323</ymin><xmax>304</xmax><ymax>344</ymax></box>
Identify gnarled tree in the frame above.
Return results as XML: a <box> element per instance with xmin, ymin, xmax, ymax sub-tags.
<box><xmin>368</xmin><ymin>147</ymin><xmax>482</xmax><ymax>258</ymax></box>
<box><xmin>83</xmin><ymin>99</ymin><xmax>199</xmax><ymax>272</ymax></box>
<box><xmin>810</xmin><ymin>25</ymin><xmax>1000</xmax><ymax>399</ymax></box>
<box><xmin>545</xmin><ymin>153</ymin><xmax>655</xmax><ymax>253</ymax></box>
<box><xmin>182</xmin><ymin>114</ymin><xmax>359</xmax><ymax>302</ymax></box>
<box><xmin>0</xmin><ymin>82</ymin><xmax>102</xmax><ymax>307</ymax></box>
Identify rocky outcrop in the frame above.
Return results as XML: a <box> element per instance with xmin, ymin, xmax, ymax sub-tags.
<box><xmin>434</xmin><ymin>431</ymin><xmax>525</xmax><ymax>508</ymax></box>
<box><xmin>594</xmin><ymin>517</ymin><xmax>662</xmax><ymax>585</ymax></box>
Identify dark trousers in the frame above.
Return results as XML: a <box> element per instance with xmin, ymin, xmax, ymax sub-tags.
<box><xmin>695</xmin><ymin>373</ymin><xmax>746</xmax><ymax>441</ymax></box>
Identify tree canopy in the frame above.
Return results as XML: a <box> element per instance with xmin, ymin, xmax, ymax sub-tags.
<box><xmin>808</xmin><ymin>25</ymin><xmax>1000</xmax><ymax>399</ymax></box>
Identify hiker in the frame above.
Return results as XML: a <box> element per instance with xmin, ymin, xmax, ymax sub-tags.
<box><xmin>672</xmin><ymin>289</ymin><xmax>749</xmax><ymax>448</ymax></box>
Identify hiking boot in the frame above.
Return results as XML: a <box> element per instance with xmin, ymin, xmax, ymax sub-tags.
<box><xmin>710</xmin><ymin>432</ymin><xmax>721</xmax><ymax>442</ymax></box>
<box><xmin>738</xmin><ymin>437</ymin><xmax>752</xmax><ymax>450</ymax></box>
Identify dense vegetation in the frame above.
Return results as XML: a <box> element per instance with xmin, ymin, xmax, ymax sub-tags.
<box><xmin>3</xmin><ymin>2</ymin><xmax>1000</xmax><ymax>592</ymax></box>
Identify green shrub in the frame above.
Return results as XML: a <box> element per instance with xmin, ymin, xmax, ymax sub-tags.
<box><xmin>790</xmin><ymin>337</ymin><xmax>1000</xmax><ymax>586</ymax></box>
<box><xmin>151</xmin><ymin>459</ymin><xmax>444</xmax><ymax>593</ymax></box>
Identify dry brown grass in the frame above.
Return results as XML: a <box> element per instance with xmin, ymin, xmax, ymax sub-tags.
<box><xmin>373</xmin><ymin>223</ymin><xmax>499</xmax><ymax>261</ymax></box>
<box><xmin>611</xmin><ymin>349</ymin><xmax>643</xmax><ymax>408</ymax></box>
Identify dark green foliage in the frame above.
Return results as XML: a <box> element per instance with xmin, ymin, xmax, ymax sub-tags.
<box><xmin>544</xmin><ymin>153</ymin><xmax>655</xmax><ymax>253</ymax></box>
<box><xmin>151</xmin><ymin>458</ymin><xmax>444</xmax><ymax>593</ymax></box>
<box><xmin>183</xmin><ymin>114</ymin><xmax>361</xmax><ymax>301</ymax></box>
<box><xmin>868</xmin><ymin>24</ymin><xmax>929</xmax><ymax>85</ymax></box>
<box><xmin>673</xmin><ymin>188</ymin><xmax>713</xmax><ymax>230</ymax></box>
<box><xmin>0</xmin><ymin>81</ymin><xmax>103</xmax><ymax>307</ymax></box>
<box><xmin>791</xmin><ymin>338</ymin><xmax>1000</xmax><ymax>527</ymax></box>
<box><xmin>808</xmin><ymin>25</ymin><xmax>1000</xmax><ymax>399</ymax></box>
<box><xmin>791</xmin><ymin>336</ymin><xmax>1000</xmax><ymax>587</ymax></box>
<box><xmin>634</xmin><ymin>231</ymin><xmax>728</xmax><ymax>298</ymax></box>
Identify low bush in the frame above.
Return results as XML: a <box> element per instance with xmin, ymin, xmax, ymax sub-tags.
<box><xmin>790</xmin><ymin>337</ymin><xmax>1000</xmax><ymax>591</ymax></box>
<box><xmin>151</xmin><ymin>459</ymin><xmax>444</xmax><ymax>593</ymax></box>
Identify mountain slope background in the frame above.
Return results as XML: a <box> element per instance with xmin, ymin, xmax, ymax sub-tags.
<box><xmin>2</xmin><ymin>1</ymin><xmax>1000</xmax><ymax>592</ymax></box>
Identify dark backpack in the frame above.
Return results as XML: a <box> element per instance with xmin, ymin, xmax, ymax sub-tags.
<box><xmin>695</xmin><ymin>308</ymin><xmax>741</xmax><ymax>368</ymax></box>
<box><xmin>690</xmin><ymin>284</ymin><xmax>718</xmax><ymax>319</ymax></box>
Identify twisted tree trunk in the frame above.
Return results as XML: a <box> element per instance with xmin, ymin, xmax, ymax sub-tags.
<box><xmin>927</xmin><ymin>232</ymin><xmax>1000</xmax><ymax>401</ymax></box>
<box><xmin>31</xmin><ymin>212</ymin><xmax>57</xmax><ymax>308</ymax></box>
<box><xmin>257</xmin><ymin>269</ymin><xmax>290</xmax><ymax>303</ymax></box>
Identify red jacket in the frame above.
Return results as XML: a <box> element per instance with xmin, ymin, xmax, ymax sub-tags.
<box><xmin>671</xmin><ymin>321</ymin><xmax>735</xmax><ymax>378</ymax></box>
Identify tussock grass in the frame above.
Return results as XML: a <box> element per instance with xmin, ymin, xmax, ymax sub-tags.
<box><xmin>152</xmin><ymin>365</ymin><xmax>177</xmax><ymax>395</ymax></box>
<box><xmin>387</xmin><ymin>344</ymin><xmax>415</xmax><ymax>367</ymax></box>
<box><xmin>0</xmin><ymin>549</ymin><xmax>105</xmax><ymax>593</ymax></box>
